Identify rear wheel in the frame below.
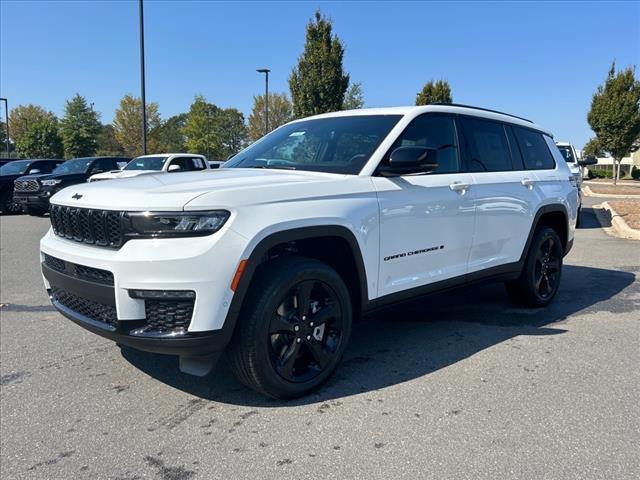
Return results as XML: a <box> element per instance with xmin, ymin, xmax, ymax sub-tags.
<box><xmin>505</xmin><ymin>227</ymin><xmax>563</xmax><ymax>307</ymax></box>
<box><xmin>228</xmin><ymin>256</ymin><xmax>352</xmax><ymax>399</ymax></box>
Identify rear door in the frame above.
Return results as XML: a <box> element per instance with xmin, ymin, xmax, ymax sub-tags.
<box><xmin>460</xmin><ymin>117</ymin><xmax>540</xmax><ymax>273</ymax></box>
<box><xmin>373</xmin><ymin>113</ymin><xmax>476</xmax><ymax>297</ymax></box>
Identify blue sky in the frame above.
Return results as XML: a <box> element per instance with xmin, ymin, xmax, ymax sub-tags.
<box><xmin>1</xmin><ymin>1</ymin><xmax>639</xmax><ymax>149</ymax></box>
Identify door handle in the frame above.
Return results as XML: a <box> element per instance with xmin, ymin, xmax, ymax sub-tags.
<box><xmin>449</xmin><ymin>181</ymin><xmax>471</xmax><ymax>192</ymax></box>
<box><xmin>521</xmin><ymin>178</ymin><xmax>535</xmax><ymax>188</ymax></box>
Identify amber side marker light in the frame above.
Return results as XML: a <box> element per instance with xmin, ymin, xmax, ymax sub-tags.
<box><xmin>231</xmin><ymin>260</ymin><xmax>248</xmax><ymax>292</ymax></box>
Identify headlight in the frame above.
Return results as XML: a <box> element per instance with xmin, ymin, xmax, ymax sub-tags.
<box><xmin>126</xmin><ymin>210</ymin><xmax>230</xmax><ymax>238</ymax></box>
<box><xmin>41</xmin><ymin>179</ymin><xmax>62</xmax><ymax>186</ymax></box>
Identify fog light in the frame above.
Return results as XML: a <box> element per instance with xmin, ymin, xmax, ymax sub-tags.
<box><xmin>129</xmin><ymin>289</ymin><xmax>196</xmax><ymax>300</ymax></box>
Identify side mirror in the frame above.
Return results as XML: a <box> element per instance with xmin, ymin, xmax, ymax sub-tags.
<box><xmin>168</xmin><ymin>164</ymin><xmax>182</xmax><ymax>172</ymax></box>
<box><xmin>578</xmin><ymin>155</ymin><xmax>598</xmax><ymax>166</ymax></box>
<box><xmin>28</xmin><ymin>168</ymin><xmax>41</xmax><ymax>174</ymax></box>
<box><xmin>379</xmin><ymin>147</ymin><xmax>438</xmax><ymax>176</ymax></box>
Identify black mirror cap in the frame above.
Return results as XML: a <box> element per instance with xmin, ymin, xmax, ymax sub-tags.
<box><xmin>379</xmin><ymin>146</ymin><xmax>438</xmax><ymax>176</ymax></box>
<box><xmin>578</xmin><ymin>155</ymin><xmax>598</xmax><ymax>166</ymax></box>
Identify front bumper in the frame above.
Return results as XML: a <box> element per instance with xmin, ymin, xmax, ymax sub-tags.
<box><xmin>14</xmin><ymin>191</ymin><xmax>52</xmax><ymax>209</ymax></box>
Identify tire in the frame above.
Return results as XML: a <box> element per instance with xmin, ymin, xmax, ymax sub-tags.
<box><xmin>25</xmin><ymin>206</ymin><xmax>48</xmax><ymax>216</ymax></box>
<box><xmin>227</xmin><ymin>256</ymin><xmax>353</xmax><ymax>399</ymax></box>
<box><xmin>1</xmin><ymin>192</ymin><xmax>23</xmax><ymax>215</ymax></box>
<box><xmin>505</xmin><ymin>227</ymin><xmax>563</xmax><ymax>307</ymax></box>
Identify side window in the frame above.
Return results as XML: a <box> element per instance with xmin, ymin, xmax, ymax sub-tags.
<box><xmin>29</xmin><ymin>161</ymin><xmax>49</xmax><ymax>173</ymax></box>
<box><xmin>505</xmin><ymin>125</ymin><xmax>525</xmax><ymax>170</ymax></box>
<box><xmin>512</xmin><ymin>127</ymin><xmax>556</xmax><ymax>170</ymax></box>
<box><xmin>191</xmin><ymin>157</ymin><xmax>206</xmax><ymax>170</ymax></box>
<box><xmin>384</xmin><ymin>115</ymin><xmax>460</xmax><ymax>174</ymax></box>
<box><xmin>460</xmin><ymin>117</ymin><xmax>512</xmax><ymax>172</ymax></box>
<box><xmin>92</xmin><ymin>159</ymin><xmax>114</xmax><ymax>173</ymax></box>
<box><xmin>168</xmin><ymin>157</ymin><xmax>189</xmax><ymax>171</ymax></box>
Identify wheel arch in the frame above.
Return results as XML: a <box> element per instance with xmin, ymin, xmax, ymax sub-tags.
<box><xmin>520</xmin><ymin>204</ymin><xmax>570</xmax><ymax>263</ymax></box>
<box><xmin>223</xmin><ymin>225</ymin><xmax>369</xmax><ymax>340</ymax></box>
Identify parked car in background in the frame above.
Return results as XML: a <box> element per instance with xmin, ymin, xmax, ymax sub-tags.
<box><xmin>208</xmin><ymin>160</ymin><xmax>225</xmax><ymax>169</ymax></box>
<box><xmin>88</xmin><ymin>154</ymin><xmax>209</xmax><ymax>182</ymax></box>
<box><xmin>14</xmin><ymin>156</ymin><xmax>129</xmax><ymax>216</ymax></box>
<box><xmin>1</xmin><ymin>159</ymin><xmax>64</xmax><ymax>214</ymax></box>
<box><xmin>556</xmin><ymin>142</ymin><xmax>597</xmax><ymax>226</ymax></box>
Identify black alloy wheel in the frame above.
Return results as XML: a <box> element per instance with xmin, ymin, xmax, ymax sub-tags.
<box><xmin>268</xmin><ymin>279</ymin><xmax>344</xmax><ymax>383</ymax></box>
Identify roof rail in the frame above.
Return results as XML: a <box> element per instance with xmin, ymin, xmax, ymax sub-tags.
<box><xmin>430</xmin><ymin>103</ymin><xmax>534</xmax><ymax>124</ymax></box>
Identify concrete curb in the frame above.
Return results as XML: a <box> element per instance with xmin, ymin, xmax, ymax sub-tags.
<box><xmin>583</xmin><ymin>185</ymin><xmax>640</xmax><ymax>199</ymax></box>
<box><xmin>593</xmin><ymin>202</ymin><xmax>640</xmax><ymax>241</ymax></box>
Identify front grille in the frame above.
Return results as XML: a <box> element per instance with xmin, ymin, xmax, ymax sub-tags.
<box><xmin>51</xmin><ymin>286</ymin><xmax>117</xmax><ymax>327</ymax></box>
<box><xmin>14</xmin><ymin>179</ymin><xmax>40</xmax><ymax>192</ymax></box>
<box><xmin>44</xmin><ymin>253</ymin><xmax>114</xmax><ymax>286</ymax></box>
<box><xmin>144</xmin><ymin>299</ymin><xmax>195</xmax><ymax>332</ymax></box>
<box><xmin>50</xmin><ymin>205</ymin><xmax>124</xmax><ymax>248</ymax></box>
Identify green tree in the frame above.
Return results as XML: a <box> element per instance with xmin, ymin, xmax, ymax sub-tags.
<box><xmin>157</xmin><ymin>113</ymin><xmax>188</xmax><ymax>152</ymax></box>
<box><xmin>0</xmin><ymin>121</ymin><xmax>15</xmax><ymax>156</ymax></box>
<box><xmin>16</xmin><ymin>117</ymin><xmax>63</xmax><ymax>158</ymax></box>
<box><xmin>289</xmin><ymin>10</ymin><xmax>350</xmax><ymax>118</ymax></box>
<box><xmin>415</xmin><ymin>80</ymin><xmax>453</xmax><ymax>105</ymax></box>
<box><xmin>59</xmin><ymin>94</ymin><xmax>102</xmax><ymax>159</ymax></box>
<box><xmin>582</xmin><ymin>137</ymin><xmax>604</xmax><ymax>157</ymax></box>
<box><xmin>248</xmin><ymin>92</ymin><xmax>293</xmax><ymax>141</ymax></box>
<box><xmin>587</xmin><ymin>63</ymin><xmax>640</xmax><ymax>184</ymax></box>
<box><xmin>183</xmin><ymin>96</ymin><xmax>247</xmax><ymax>159</ymax></box>
<box><xmin>96</xmin><ymin>124</ymin><xmax>126</xmax><ymax>156</ymax></box>
<box><xmin>9</xmin><ymin>104</ymin><xmax>57</xmax><ymax>146</ymax></box>
<box><xmin>343</xmin><ymin>82</ymin><xmax>365</xmax><ymax>110</ymax></box>
<box><xmin>112</xmin><ymin>95</ymin><xmax>162</xmax><ymax>157</ymax></box>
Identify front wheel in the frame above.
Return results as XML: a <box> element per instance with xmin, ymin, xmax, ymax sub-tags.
<box><xmin>505</xmin><ymin>227</ymin><xmax>563</xmax><ymax>307</ymax></box>
<box><xmin>228</xmin><ymin>256</ymin><xmax>352</xmax><ymax>399</ymax></box>
<box><xmin>24</xmin><ymin>206</ymin><xmax>48</xmax><ymax>216</ymax></box>
<box><xmin>1</xmin><ymin>193</ymin><xmax>23</xmax><ymax>215</ymax></box>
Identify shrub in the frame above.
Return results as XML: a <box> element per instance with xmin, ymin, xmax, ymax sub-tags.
<box><xmin>632</xmin><ymin>166</ymin><xmax>640</xmax><ymax>180</ymax></box>
<box><xmin>588</xmin><ymin>168</ymin><xmax>613</xmax><ymax>179</ymax></box>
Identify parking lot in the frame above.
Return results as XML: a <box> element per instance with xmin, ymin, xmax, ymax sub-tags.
<box><xmin>1</xmin><ymin>203</ymin><xmax>639</xmax><ymax>480</ymax></box>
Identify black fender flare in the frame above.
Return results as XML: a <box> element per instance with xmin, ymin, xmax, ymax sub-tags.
<box><xmin>221</xmin><ymin>225</ymin><xmax>369</xmax><ymax>342</ymax></box>
<box><xmin>519</xmin><ymin>203</ymin><xmax>571</xmax><ymax>263</ymax></box>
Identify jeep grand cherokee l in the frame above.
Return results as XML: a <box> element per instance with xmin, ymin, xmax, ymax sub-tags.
<box><xmin>40</xmin><ymin>105</ymin><xmax>577</xmax><ymax>399</ymax></box>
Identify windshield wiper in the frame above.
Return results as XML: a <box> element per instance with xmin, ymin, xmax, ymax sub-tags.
<box><xmin>249</xmin><ymin>165</ymin><xmax>297</xmax><ymax>170</ymax></box>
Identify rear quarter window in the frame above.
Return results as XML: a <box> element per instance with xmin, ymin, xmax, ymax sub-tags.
<box><xmin>513</xmin><ymin>127</ymin><xmax>556</xmax><ymax>170</ymax></box>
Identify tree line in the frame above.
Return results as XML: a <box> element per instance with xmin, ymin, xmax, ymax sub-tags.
<box><xmin>5</xmin><ymin>8</ymin><xmax>636</xmax><ymax>175</ymax></box>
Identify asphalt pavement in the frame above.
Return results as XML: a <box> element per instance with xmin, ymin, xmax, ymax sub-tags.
<box><xmin>1</xmin><ymin>206</ymin><xmax>639</xmax><ymax>480</ymax></box>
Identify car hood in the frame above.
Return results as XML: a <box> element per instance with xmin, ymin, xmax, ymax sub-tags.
<box><xmin>50</xmin><ymin>168</ymin><xmax>353</xmax><ymax>211</ymax></box>
<box><xmin>90</xmin><ymin>170</ymin><xmax>156</xmax><ymax>181</ymax></box>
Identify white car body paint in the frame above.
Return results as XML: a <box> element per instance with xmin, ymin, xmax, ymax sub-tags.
<box><xmin>88</xmin><ymin>153</ymin><xmax>209</xmax><ymax>182</ymax></box>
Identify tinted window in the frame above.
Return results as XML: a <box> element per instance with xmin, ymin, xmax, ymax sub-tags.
<box><xmin>513</xmin><ymin>127</ymin><xmax>555</xmax><ymax>170</ymax></box>
<box><xmin>124</xmin><ymin>156</ymin><xmax>168</xmax><ymax>171</ymax></box>
<box><xmin>0</xmin><ymin>160</ymin><xmax>31</xmax><ymax>175</ymax></box>
<box><xmin>383</xmin><ymin>115</ymin><xmax>460</xmax><ymax>173</ymax></box>
<box><xmin>52</xmin><ymin>158</ymin><xmax>94</xmax><ymax>174</ymax></box>
<box><xmin>556</xmin><ymin>145</ymin><xmax>575</xmax><ymax>163</ymax></box>
<box><xmin>168</xmin><ymin>157</ymin><xmax>205</xmax><ymax>171</ymax></box>
<box><xmin>461</xmin><ymin>117</ymin><xmax>512</xmax><ymax>172</ymax></box>
<box><xmin>224</xmin><ymin>115</ymin><xmax>402</xmax><ymax>175</ymax></box>
<box><xmin>92</xmin><ymin>158</ymin><xmax>118</xmax><ymax>172</ymax></box>
<box><xmin>505</xmin><ymin>125</ymin><xmax>525</xmax><ymax>170</ymax></box>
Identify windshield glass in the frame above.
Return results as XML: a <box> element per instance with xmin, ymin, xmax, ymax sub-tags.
<box><xmin>0</xmin><ymin>160</ymin><xmax>31</xmax><ymax>176</ymax></box>
<box><xmin>557</xmin><ymin>145</ymin><xmax>575</xmax><ymax>163</ymax></box>
<box><xmin>52</xmin><ymin>158</ymin><xmax>94</xmax><ymax>175</ymax></box>
<box><xmin>224</xmin><ymin>115</ymin><xmax>402</xmax><ymax>174</ymax></box>
<box><xmin>124</xmin><ymin>156</ymin><xmax>168</xmax><ymax>171</ymax></box>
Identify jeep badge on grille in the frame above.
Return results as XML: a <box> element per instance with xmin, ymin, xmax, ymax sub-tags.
<box><xmin>72</xmin><ymin>193</ymin><xmax>83</xmax><ymax>200</ymax></box>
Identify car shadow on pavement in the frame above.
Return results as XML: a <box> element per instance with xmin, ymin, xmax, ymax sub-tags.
<box><xmin>120</xmin><ymin>264</ymin><xmax>637</xmax><ymax>406</ymax></box>
<box><xmin>579</xmin><ymin>206</ymin><xmax>611</xmax><ymax>229</ymax></box>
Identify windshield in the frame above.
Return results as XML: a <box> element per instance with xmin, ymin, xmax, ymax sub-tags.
<box><xmin>52</xmin><ymin>158</ymin><xmax>94</xmax><ymax>174</ymax></box>
<box><xmin>557</xmin><ymin>145</ymin><xmax>575</xmax><ymax>163</ymax></box>
<box><xmin>124</xmin><ymin>156</ymin><xmax>168</xmax><ymax>171</ymax></box>
<box><xmin>224</xmin><ymin>115</ymin><xmax>402</xmax><ymax>174</ymax></box>
<box><xmin>0</xmin><ymin>160</ymin><xmax>31</xmax><ymax>176</ymax></box>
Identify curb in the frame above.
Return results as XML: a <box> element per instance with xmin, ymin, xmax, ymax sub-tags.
<box><xmin>593</xmin><ymin>202</ymin><xmax>640</xmax><ymax>241</ymax></box>
<box><xmin>583</xmin><ymin>185</ymin><xmax>640</xmax><ymax>199</ymax></box>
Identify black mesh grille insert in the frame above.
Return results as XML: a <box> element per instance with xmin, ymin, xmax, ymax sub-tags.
<box><xmin>43</xmin><ymin>254</ymin><xmax>114</xmax><ymax>286</ymax></box>
<box><xmin>144</xmin><ymin>299</ymin><xmax>195</xmax><ymax>332</ymax></box>
<box><xmin>51</xmin><ymin>286</ymin><xmax>117</xmax><ymax>327</ymax></box>
<box><xmin>50</xmin><ymin>205</ymin><xmax>124</xmax><ymax>248</ymax></box>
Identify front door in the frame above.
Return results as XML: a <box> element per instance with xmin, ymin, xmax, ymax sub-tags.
<box><xmin>372</xmin><ymin>114</ymin><xmax>476</xmax><ymax>298</ymax></box>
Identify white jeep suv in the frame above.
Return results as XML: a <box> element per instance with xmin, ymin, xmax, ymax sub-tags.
<box><xmin>88</xmin><ymin>153</ymin><xmax>209</xmax><ymax>182</ymax></box>
<box><xmin>40</xmin><ymin>105</ymin><xmax>577</xmax><ymax>399</ymax></box>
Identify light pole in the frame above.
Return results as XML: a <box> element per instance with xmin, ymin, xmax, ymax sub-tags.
<box><xmin>0</xmin><ymin>97</ymin><xmax>9</xmax><ymax>156</ymax></box>
<box><xmin>256</xmin><ymin>68</ymin><xmax>270</xmax><ymax>135</ymax></box>
<box><xmin>138</xmin><ymin>0</ymin><xmax>147</xmax><ymax>155</ymax></box>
